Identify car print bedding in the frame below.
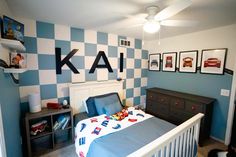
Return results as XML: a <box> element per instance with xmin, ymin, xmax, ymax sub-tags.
<box><xmin>75</xmin><ymin>107</ymin><xmax>176</xmax><ymax>157</ymax></box>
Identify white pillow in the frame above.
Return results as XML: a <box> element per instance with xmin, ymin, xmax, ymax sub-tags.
<box><xmin>82</xmin><ymin>100</ymin><xmax>88</xmax><ymax>113</ymax></box>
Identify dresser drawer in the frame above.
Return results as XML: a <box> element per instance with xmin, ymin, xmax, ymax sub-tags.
<box><xmin>156</xmin><ymin>94</ymin><xmax>169</xmax><ymax>105</ymax></box>
<box><xmin>185</xmin><ymin>101</ymin><xmax>203</xmax><ymax>114</ymax></box>
<box><xmin>170</xmin><ymin>97</ymin><xmax>185</xmax><ymax>110</ymax></box>
<box><xmin>147</xmin><ymin>92</ymin><xmax>158</xmax><ymax>101</ymax></box>
<box><xmin>146</xmin><ymin>101</ymin><xmax>158</xmax><ymax>115</ymax></box>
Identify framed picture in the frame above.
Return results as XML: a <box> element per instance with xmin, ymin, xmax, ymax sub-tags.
<box><xmin>162</xmin><ymin>52</ymin><xmax>177</xmax><ymax>72</ymax></box>
<box><xmin>200</xmin><ymin>48</ymin><xmax>227</xmax><ymax>75</ymax></box>
<box><xmin>148</xmin><ymin>53</ymin><xmax>161</xmax><ymax>71</ymax></box>
<box><xmin>10</xmin><ymin>52</ymin><xmax>27</xmax><ymax>68</ymax></box>
<box><xmin>1</xmin><ymin>15</ymin><xmax>24</xmax><ymax>43</ymax></box>
<box><xmin>179</xmin><ymin>50</ymin><xmax>198</xmax><ymax>73</ymax></box>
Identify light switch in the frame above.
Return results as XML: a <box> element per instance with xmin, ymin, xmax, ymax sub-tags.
<box><xmin>220</xmin><ymin>89</ymin><xmax>230</xmax><ymax>97</ymax></box>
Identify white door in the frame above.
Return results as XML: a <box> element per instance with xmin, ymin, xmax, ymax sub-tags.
<box><xmin>0</xmin><ymin>104</ymin><xmax>6</xmax><ymax>157</ymax></box>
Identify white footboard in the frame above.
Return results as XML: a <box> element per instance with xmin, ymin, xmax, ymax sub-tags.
<box><xmin>128</xmin><ymin>113</ymin><xmax>204</xmax><ymax>157</ymax></box>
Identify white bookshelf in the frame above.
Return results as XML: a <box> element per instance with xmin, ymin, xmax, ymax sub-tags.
<box><xmin>0</xmin><ymin>38</ymin><xmax>26</xmax><ymax>52</ymax></box>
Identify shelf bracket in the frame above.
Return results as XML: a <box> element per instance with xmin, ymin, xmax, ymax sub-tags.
<box><xmin>0</xmin><ymin>59</ymin><xmax>19</xmax><ymax>84</ymax></box>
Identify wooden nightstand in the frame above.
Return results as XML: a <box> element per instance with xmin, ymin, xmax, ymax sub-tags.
<box><xmin>24</xmin><ymin>107</ymin><xmax>74</xmax><ymax>157</ymax></box>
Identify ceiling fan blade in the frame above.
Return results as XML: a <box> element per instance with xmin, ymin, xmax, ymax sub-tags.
<box><xmin>154</xmin><ymin>0</ymin><xmax>192</xmax><ymax>21</ymax></box>
<box><xmin>160</xmin><ymin>20</ymin><xmax>198</xmax><ymax>27</ymax></box>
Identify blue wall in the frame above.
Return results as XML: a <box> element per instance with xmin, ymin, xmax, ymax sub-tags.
<box><xmin>0</xmin><ymin>71</ymin><xmax>22</xmax><ymax>157</ymax></box>
<box><xmin>148</xmin><ymin>71</ymin><xmax>232</xmax><ymax>141</ymax></box>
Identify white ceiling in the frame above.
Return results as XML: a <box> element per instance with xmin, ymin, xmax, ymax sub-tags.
<box><xmin>6</xmin><ymin>0</ymin><xmax>236</xmax><ymax>40</ymax></box>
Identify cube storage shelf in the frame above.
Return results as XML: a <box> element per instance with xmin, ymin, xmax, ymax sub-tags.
<box><xmin>24</xmin><ymin>107</ymin><xmax>73</xmax><ymax>157</ymax></box>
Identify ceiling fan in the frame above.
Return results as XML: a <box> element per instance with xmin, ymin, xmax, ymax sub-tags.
<box><xmin>130</xmin><ymin>0</ymin><xmax>197</xmax><ymax>34</ymax></box>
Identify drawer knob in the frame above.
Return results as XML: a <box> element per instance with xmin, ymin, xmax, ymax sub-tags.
<box><xmin>192</xmin><ymin>106</ymin><xmax>196</xmax><ymax>110</ymax></box>
<box><xmin>175</xmin><ymin>102</ymin><xmax>179</xmax><ymax>106</ymax></box>
<box><xmin>150</xmin><ymin>96</ymin><xmax>152</xmax><ymax>98</ymax></box>
<box><xmin>161</xmin><ymin>99</ymin><xmax>164</xmax><ymax>102</ymax></box>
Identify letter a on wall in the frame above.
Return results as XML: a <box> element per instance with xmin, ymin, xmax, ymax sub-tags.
<box><xmin>89</xmin><ymin>51</ymin><xmax>113</xmax><ymax>73</ymax></box>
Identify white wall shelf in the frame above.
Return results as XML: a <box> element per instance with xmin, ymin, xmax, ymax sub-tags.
<box><xmin>0</xmin><ymin>38</ymin><xmax>26</xmax><ymax>52</ymax></box>
<box><xmin>0</xmin><ymin>67</ymin><xmax>27</xmax><ymax>74</ymax></box>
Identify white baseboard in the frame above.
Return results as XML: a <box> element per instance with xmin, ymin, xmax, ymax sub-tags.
<box><xmin>210</xmin><ymin>136</ymin><xmax>225</xmax><ymax>144</ymax></box>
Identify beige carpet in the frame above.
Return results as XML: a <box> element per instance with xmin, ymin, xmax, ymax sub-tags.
<box><xmin>40</xmin><ymin>138</ymin><xmax>227</xmax><ymax>157</ymax></box>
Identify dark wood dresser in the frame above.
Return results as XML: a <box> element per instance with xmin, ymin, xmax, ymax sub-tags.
<box><xmin>146</xmin><ymin>88</ymin><xmax>214</xmax><ymax>146</ymax></box>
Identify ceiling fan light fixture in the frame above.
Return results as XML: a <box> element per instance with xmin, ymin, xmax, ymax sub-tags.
<box><xmin>143</xmin><ymin>20</ymin><xmax>160</xmax><ymax>33</ymax></box>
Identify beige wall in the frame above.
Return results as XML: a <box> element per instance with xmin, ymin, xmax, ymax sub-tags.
<box><xmin>144</xmin><ymin>24</ymin><xmax>236</xmax><ymax>71</ymax></box>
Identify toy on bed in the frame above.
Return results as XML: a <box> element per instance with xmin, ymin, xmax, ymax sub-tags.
<box><xmin>110</xmin><ymin>109</ymin><xmax>128</xmax><ymax>121</ymax></box>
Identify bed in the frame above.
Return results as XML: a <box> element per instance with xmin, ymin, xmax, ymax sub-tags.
<box><xmin>69</xmin><ymin>80</ymin><xmax>203</xmax><ymax>157</ymax></box>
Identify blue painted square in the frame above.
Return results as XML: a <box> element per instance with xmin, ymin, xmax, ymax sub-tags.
<box><xmin>127</xmin><ymin>48</ymin><xmax>134</xmax><ymax>58</ymax></box>
<box><xmin>134</xmin><ymin>78</ymin><xmax>141</xmax><ymax>88</ymax></box>
<box><xmin>126</xmin><ymin>88</ymin><xmax>134</xmax><ymax>98</ymax></box>
<box><xmin>98</xmin><ymin>56</ymin><xmax>105</xmax><ymax>65</ymax></box>
<box><xmin>122</xmin><ymin>99</ymin><xmax>126</xmax><ymax>106</ymax></box>
<box><xmin>123</xmin><ymin>80</ymin><xmax>126</xmax><ymax>89</ymax></box>
<box><xmin>85</xmin><ymin>43</ymin><xmax>97</xmax><ymax>56</ymax></box>
<box><xmin>85</xmin><ymin>69</ymin><xmax>97</xmax><ymax>81</ymax></box>
<box><xmin>108</xmin><ymin>46</ymin><xmax>118</xmax><ymax>57</ymax></box>
<box><xmin>142</xmin><ymin>50</ymin><xmax>149</xmax><ymax>59</ymax></box>
<box><xmin>141</xmin><ymin>69</ymin><xmax>147</xmax><ymax>77</ymax></box>
<box><xmin>135</xmin><ymin>39</ymin><xmax>142</xmax><ymax>49</ymax></box>
<box><xmin>118</xmin><ymin>58</ymin><xmax>126</xmax><ymax>69</ymax></box>
<box><xmin>57</xmin><ymin>70</ymin><xmax>72</xmax><ymax>83</ymax></box>
<box><xmin>55</xmin><ymin>40</ymin><xmax>71</xmax><ymax>55</ymax></box>
<box><xmin>97</xmin><ymin>32</ymin><xmax>108</xmax><ymax>45</ymax></box>
<box><xmin>126</xmin><ymin>69</ymin><xmax>134</xmax><ymax>78</ymax></box>
<box><xmin>24</xmin><ymin>37</ymin><xmax>37</xmax><ymax>53</ymax></box>
<box><xmin>141</xmin><ymin>87</ymin><xmax>146</xmax><ymax>96</ymax></box>
<box><xmin>134</xmin><ymin>96</ymin><xmax>140</xmax><ymax>105</ymax></box>
<box><xmin>71</xmin><ymin>27</ymin><xmax>84</xmax><ymax>42</ymax></box>
<box><xmin>58</xmin><ymin>97</ymin><xmax>70</xmax><ymax>104</ymax></box>
<box><xmin>135</xmin><ymin>59</ymin><xmax>141</xmax><ymax>68</ymax></box>
<box><xmin>71</xmin><ymin>56</ymin><xmax>85</xmax><ymax>69</ymax></box>
<box><xmin>20</xmin><ymin>102</ymin><xmax>29</xmax><ymax>115</ymax></box>
<box><xmin>38</xmin><ymin>54</ymin><xmax>55</xmax><ymax>69</ymax></box>
<box><xmin>108</xmin><ymin>69</ymin><xmax>117</xmax><ymax>80</ymax></box>
<box><xmin>19</xmin><ymin>70</ymin><xmax>39</xmax><ymax>86</ymax></box>
<box><xmin>36</xmin><ymin>21</ymin><xmax>54</xmax><ymax>39</ymax></box>
<box><xmin>40</xmin><ymin>84</ymin><xmax>57</xmax><ymax>100</ymax></box>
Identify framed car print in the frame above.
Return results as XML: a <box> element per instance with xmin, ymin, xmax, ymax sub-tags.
<box><xmin>162</xmin><ymin>52</ymin><xmax>177</xmax><ymax>72</ymax></box>
<box><xmin>149</xmin><ymin>53</ymin><xmax>161</xmax><ymax>71</ymax></box>
<box><xmin>179</xmin><ymin>50</ymin><xmax>198</xmax><ymax>73</ymax></box>
<box><xmin>200</xmin><ymin>48</ymin><xmax>227</xmax><ymax>75</ymax></box>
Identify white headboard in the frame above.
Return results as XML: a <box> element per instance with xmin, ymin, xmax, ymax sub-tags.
<box><xmin>69</xmin><ymin>80</ymin><xmax>124</xmax><ymax>115</ymax></box>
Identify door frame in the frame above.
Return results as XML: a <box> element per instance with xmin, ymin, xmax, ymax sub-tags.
<box><xmin>0</xmin><ymin>104</ymin><xmax>6</xmax><ymax>157</ymax></box>
<box><xmin>225</xmin><ymin>60</ymin><xmax>236</xmax><ymax>145</ymax></box>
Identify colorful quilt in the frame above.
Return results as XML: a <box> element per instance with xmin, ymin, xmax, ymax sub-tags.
<box><xmin>75</xmin><ymin>107</ymin><xmax>153</xmax><ymax>157</ymax></box>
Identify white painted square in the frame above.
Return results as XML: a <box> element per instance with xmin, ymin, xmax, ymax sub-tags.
<box><xmin>126</xmin><ymin>78</ymin><xmax>134</xmax><ymax>89</ymax></box>
<box><xmin>142</xmin><ymin>59</ymin><xmax>148</xmax><ymax>69</ymax></box>
<box><xmin>26</xmin><ymin>54</ymin><xmax>38</xmax><ymax>70</ymax></box>
<box><xmin>118</xmin><ymin>47</ymin><xmax>127</xmax><ymax>58</ymax></box>
<box><xmin>97</xmin><ymin>69</ymin><xmax>108</xmax><ymax>81</ymax></box>
<box><xmin>134</xmin><ymin>69</ymin><xmax>141</xmax><ymax>78</ymax></box>
<box><xmin>126</xmin><ymin>37</ymin><xmax>135</xmax><ymax>48</ymax></box>
<box><xmin>71</xmin><ymin>69</ymin><xmax>85</xmax><ymax>83</ymax></box>
<box><xmin>39</xmin><ymin>70</ymin><xmax>57</xmax><ymax>85</ymax></box>
<box><xmin>135</xmin><ymin>49</ymin><xmax>142</xmax><ymax>59</ymax></box>
<box><xmin>84</xmin><ymin>30</ymin><xmax>97</xmax><ymax>44</ymax></box>
<box><xmin>97</xmin><ymin>44</ymin><xmax>108</xmax><ymax>55</ymax></box>
<box><xmin>71</xmin><ymin>41</ymin><xmax>85</xmax><ymax>56</ymax></box>
<box><xmin>37</xmin><ymin>38</ymin><xmax>55</xmax><ymax>54</ymax></box>
<box><xmin>126</xmin><ymin>98</ymin><xmax>134</xmax><ymax>107</ymax></box>
<box><xmin>41</xmin><ymin>98</ymin><xmax>58</xmax><ymax>108</ymax></box>
<box><xmin>108</xmin><ymin>34</ymin><xmax>118</xmax><ymax>46</ymax></box>
<box><xmin>17</xmin><ymin>18</ymin><xmax>36</xmax><ymax>37</ymax></box>
<box><xmin>126</xmin><ymin>58</ymin><xmax>135</xmax><ymax>69</ymax></box>
<box><xmin>57</xmin><ymin>83</ymin><xmax>69</xmax><ymax>98</ymax></box>
<box><xmin>109</xmin><ymin>58</ymin><xmax>118</xmax><ymax>69</ymax></box>
<box><xmin>141</xmin><ymin>77</ymin><xmax>148</xmax><ymax>87</ymax></box>
<box><xmin>85</xmin><ymin>56</ymin><xmax>95</xmax><ymax>69</ymax></box>
<box><xmin>19</xmin><ymin>85</ymin><xmax>40</xmax><ymax>103</ymax></box>
<box><xmin>134</xmin><ymin>87</ymin><xmax>141</xmax><ymax>97</ymax></box>
<box><xmin>55</xmin><ymin>24</ymin><xmax>70</xmax><ymax>41</ymax></box>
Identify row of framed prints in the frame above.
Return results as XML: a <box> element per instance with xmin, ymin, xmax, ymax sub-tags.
<box><xmin>149</xmin><ymin>48</ymin><xmax>227</xmax><ymax>75</ymax></box>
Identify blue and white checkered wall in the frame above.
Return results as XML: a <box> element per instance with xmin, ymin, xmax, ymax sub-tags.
<box><xmin>19</xmin><ymin>20</ymin><xmax>148</xmax><ymax>111</ymax></box>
